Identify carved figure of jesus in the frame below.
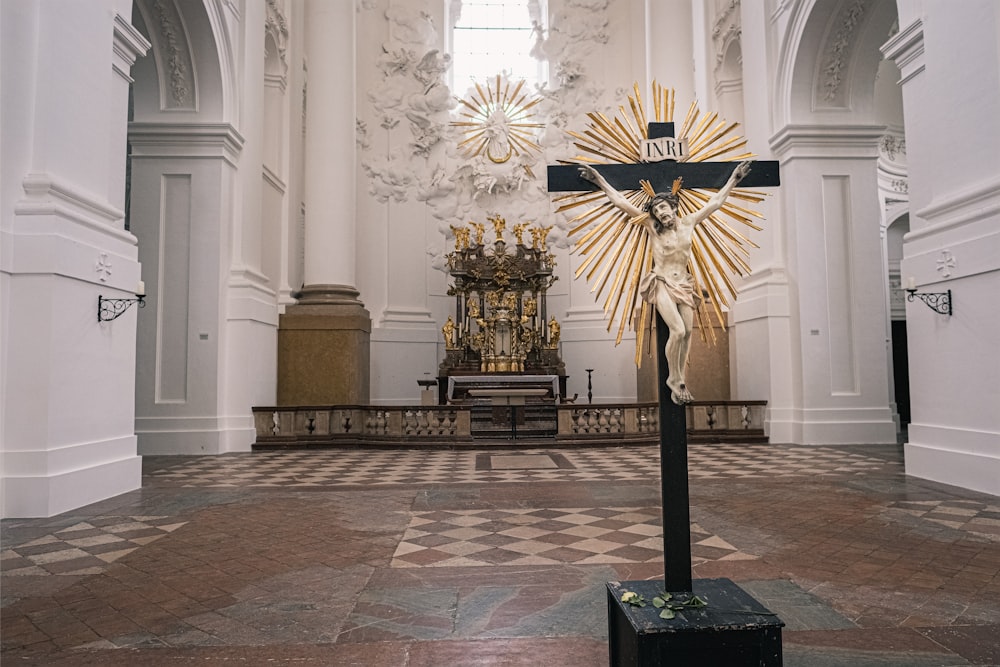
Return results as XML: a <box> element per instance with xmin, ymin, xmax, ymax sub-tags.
<box><xmin>578</xmin><ymin>160</ymin><xmax>751</xmax><ymax>404</ymax></box>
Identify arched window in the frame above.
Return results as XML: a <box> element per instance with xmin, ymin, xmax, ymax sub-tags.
<box><xmin>449</xmin><ymin>0</ymin><xmax>546</xmax><ymax>94</ymax></box>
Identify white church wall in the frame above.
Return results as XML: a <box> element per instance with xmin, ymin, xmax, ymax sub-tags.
<box><xmin>0</xmin><ymin>1</ymin><xmax>147</xmax><ymax>517</ymax></box>
<box><xmin>889</xmin><ymin>0</ymin><xmax>1000</xmax><ymax>496</ymax></box>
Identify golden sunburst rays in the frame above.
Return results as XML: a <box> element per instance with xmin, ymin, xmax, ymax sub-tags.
<box><xmin>553</xmin><ymin>81</ymin><xmax>766</xmax><ymax>365</ymax></box>
<box><xmin>452</xmin><ymin>74</ymin><xmax>545</xmax><ymax>174</ymax></box>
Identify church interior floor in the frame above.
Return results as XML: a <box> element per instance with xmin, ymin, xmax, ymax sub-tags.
<box><xmin>3</xmin><ymin>444</ymin><xmax>999</xmax><ymax>666</ymax></box>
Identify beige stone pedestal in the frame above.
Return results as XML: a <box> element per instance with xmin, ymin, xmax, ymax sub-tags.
<box><xmin>277</xmin><ymin>284</ymin><xmax>371</xmax><ymax>405</ymax></box>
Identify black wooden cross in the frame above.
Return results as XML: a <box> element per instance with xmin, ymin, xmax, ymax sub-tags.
<box><xmin>548</xmin><ymin>121</ymin><xmax>780</xmax><ymax>593</ymax></box>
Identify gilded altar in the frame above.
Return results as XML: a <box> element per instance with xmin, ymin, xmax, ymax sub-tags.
<box><xmin>438</xmin><ymin>215</ymin><xmax>567</xmax><ymax>402</ymax></box>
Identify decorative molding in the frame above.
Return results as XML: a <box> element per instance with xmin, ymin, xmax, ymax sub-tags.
<box><xmin>112</xmin><ymin>12</ymin><xmax>151</xmax><ymax>83</ymax></box>
<box><xmin>264</xmin><ymin>71</ymin><xmax>287</xmax><ymax>93</ymax></box>
<box><xmin>712</xmin><ymin>0</ymin><xmax>742</xmax><ymax>73</ymax></box>
<box><xmin>150</xmin><ymin>0</ymin><xmax>195</xmax><ymax>108</ymax></box>
<box><xmin>15</xmin><ymin>173</ymin><xmax>130</xmax><ymax>235</ymax></box>
<box><xmin>714</xmin><ymin>76</ymin><xmax>744</xmax><ymax>98</ymax></box>
<box><xmin>769</xmin><ymin>123</ymin><xmax>884</xmax><ymax>159</ymax></box>
<box><xmin>265</xmin><ymin>0</ymin><xmax>289</xmax><ymax>77</ymax></box>
<box><xmin>770</xmin><ymin>0</ymin><xmax>794</xmax><ymax>23</ymax></box>
<box><xmin>909</xmin><ymin>174</ymin><xmax>1000</xmax><ymax>241</ymax></box>
<box><xmin>819</xmin><ymin>0</ymin><xmax>867</xmax><ymax>106</ymax></box>
<box><xmin>128</xmin><ymin>122</ymin><xmax>245</xmax><ymax>166</ymax></box>
<box><xmin>878</xmin><ymin>133</ymin><xmax>905</xmax><ymax>161</ymax></box>
<box><xmin>96</xmin><ymin>253</ymin><xmax>114</xmax><ymax>282</ymax></box>
<box><xmin>880</xmin><ymin>17</ymin><xmax>924</xmax><ymax>85</ymax></box>
<box><xmin>936</xmin><ymin>250</ymin><xmax>956</xmax><ymax>278</ymax></box>
<box><xmin>262</xmin><ymin>164</ymin><xmax>286</xmax><ymax>194</ymax></box>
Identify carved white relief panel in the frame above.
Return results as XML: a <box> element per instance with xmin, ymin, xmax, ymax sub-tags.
<box><xmin>149</xmin><ymin>0</ymin><xmax>196</xmax><ymax>109</ymax></box>
<box><xmin>818</xmin><ymin>0</ymin><xmax>867</xmax><ymax>107</ymax></box>
<box><xmin>357</xmin><ymin>0</ymin><xmax>617</xmax><ymax>274</ymax></box>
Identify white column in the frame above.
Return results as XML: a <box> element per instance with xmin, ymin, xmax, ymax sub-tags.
<box><xmin>302</xmin><ymin>0</ymin><xmax>358</xmax><ymax>296</ymax></box>
<box><xmin>278</xmin><ymin>0</ymin><xmax>370</xmax><ymax>405</ymax></box>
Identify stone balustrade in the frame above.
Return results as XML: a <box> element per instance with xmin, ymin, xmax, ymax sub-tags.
<box><xmin>252</xmin><ymin>400</ymin><xmax>766</xmax><ymax>447</ymax></box>
<box><xmin>253</xmin><ymin>406</ymin><xmax>472</xmax><ymax>446</ymax></box>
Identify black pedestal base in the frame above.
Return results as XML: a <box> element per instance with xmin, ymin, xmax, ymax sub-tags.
<box><xmin>607</xmin><ymin>578</ymin><xmax>784</xmax><ymax>666</ymax></box>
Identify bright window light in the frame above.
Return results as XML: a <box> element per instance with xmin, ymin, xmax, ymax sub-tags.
<box><xmin>450</xmin><ymin>0</ymin><xmax>546</xmax><ymax>95</ymax></box>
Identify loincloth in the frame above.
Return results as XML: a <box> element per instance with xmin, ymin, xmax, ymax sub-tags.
<box><xmin>637</xmin><ymin>271</ymin><xmax>702</xmax><ymax>310</ymax></box>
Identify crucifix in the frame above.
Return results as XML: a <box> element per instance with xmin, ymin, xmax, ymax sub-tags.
<box><xmin>548</xmin><ymin>115</ymin><xmax>780</xmax><ymax>594</ymax></box>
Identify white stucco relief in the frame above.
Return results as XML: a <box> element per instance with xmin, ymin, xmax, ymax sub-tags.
<box><xmin>359</xmin><ymin>0</ymin><xmax>615</xmax><ymax>275</ymax></box>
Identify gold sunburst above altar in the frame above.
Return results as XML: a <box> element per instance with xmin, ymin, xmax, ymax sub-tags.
<box><xmin>452</xmin><ymin>75</ymin><xmax>545</xmax><ymax>176</ymax></box>
<box><xmin>553</xmin><ymin>81</ymin><xmax>767</xmax><ymax>363</ymax></box>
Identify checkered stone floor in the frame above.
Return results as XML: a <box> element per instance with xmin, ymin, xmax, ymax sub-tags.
<box><xmin>887</xmin><ymin>499</ymin><xmax>1000</xmax><ymax>540</ymax></box>
<box><xmin>390</xmin><ymin>507</ymin><xmax>757</xmax><ymax>568</ymax></box>
<box><xmin>1</xmin><ymin>516</ymin><xmax>187</xmax><ymax>576</ymax></box>
<box><xmin>144</xmin><ymin>444</ymin><xmax>900</xmax><ymax>488</ymax></box>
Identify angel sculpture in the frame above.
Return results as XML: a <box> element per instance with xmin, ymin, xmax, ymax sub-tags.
<box><xmin>468</xmin><ymin>221</ymin><xmax>486</xmax><ymax>246</ymax></box>
<box><xmin>577</xmin><ymin>161</ymin><xmax>751</xmax><ymax>405</ymax></box>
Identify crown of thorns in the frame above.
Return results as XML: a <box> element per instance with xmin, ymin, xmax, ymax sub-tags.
<box><xmin>642</xmin><ymin>177</ymin><xmax>683</xmax><ymax>212</ymax></box>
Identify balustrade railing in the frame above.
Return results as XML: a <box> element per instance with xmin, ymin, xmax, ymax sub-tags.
<box><xmin>252</xmin><ymin>400</ymin><xmax>766</xmax><ymax>447</ymax></box>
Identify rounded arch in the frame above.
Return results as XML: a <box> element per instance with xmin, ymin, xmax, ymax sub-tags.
<box><xmin>130</xmin><ymin>0</ymin><xmax>236</xmax><ymax>122</ymax></box>
<box><xmin>774</xmin><ymin>0</ymin><xmax>899</xmax><ymax>127</ymax></box>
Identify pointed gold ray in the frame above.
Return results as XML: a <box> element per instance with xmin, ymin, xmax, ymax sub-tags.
<box><xmin>586</xmin><ymin>113</ymin><xmax>640</xmax><ymax>161</ymax></box>
<box><xmin>584</xmin><ymin>221</ymin><xmax>631</xmax><ymax>284</ymax></box>
<box><xmin>678</xmin><ymin>101</ymin><xmax>699</xmax><ymax>142</ymax></box>
<box><xmin>558</xmin><ymin>81</ymin><xmax>769</xmax><ymax>357</ymax></box>
<box><xmin>688</xmin><ymin>121</ymin><xmax>739</xmax><ymax>156</ymax></box>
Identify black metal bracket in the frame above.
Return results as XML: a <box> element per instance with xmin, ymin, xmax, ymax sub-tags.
<box><xmin>905</xmin><ymin>288</ymin><xmax>952</xmax><ymax>316</ymax></box>
<box><xmin>98</xmin><ymin>295</ymin><xmax>145</xmax><ymax>322</ymax></box>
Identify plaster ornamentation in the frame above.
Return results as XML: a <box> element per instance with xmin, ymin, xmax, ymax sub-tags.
<box><xmin>820</xmin><ymin>0</ymin><xmax>867</xmax><ymax>105</ymax></box>
<box><xmin>359</xmin><ymin>0</ymin><xmax>614</xmax><ymax>271</ymax></box>
<box><xmin>712</xmin><ymin>0</ymin><xmax>742</xmax><ymax>72</ymax></box>
<box><xmin>151</xmin><ymin>0</ymin><xmax>195</xmax><ymax>108</ymax></box>
<box><xmin>879</xmin><ymin>134</ymin><xmax>906</xmax><ymax>161</ymax></box>
<box><xmin>890</xmin><ymin>179</ymin><xmax>908</xmax><ymax>194</ymax></box>
<box><xmin>356</xmin><ymin>119</ymin><xmax>370</xmax><ymax>150</ymax></box>
<box><xmin>265</xmin><ymin>0</ymin><xmax>289</xmax><ymax>77</ymax></box>
<box><xmin>96</xmin><ymin>253</ymin><xmax>113</xmax><ymax>282</ymax></box>
<box><xmin>362</xmin><ymin>155</ymin><xmax>415</xmax><ymax>204</ymax></box>
<box><xmin>936</xmin><ymin>250</ymin><xmax>955</xmax><ymax>278</ymax></box>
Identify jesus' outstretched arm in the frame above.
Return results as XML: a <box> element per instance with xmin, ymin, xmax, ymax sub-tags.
<box><xmin>686</xmin><ymin>160</ymin><xmax>752</xmax><ymax>226</ymax></box>
<box><xmin>578</xmin><ymin>165</ymin><xmax>645</xmax><ymax>219</ymax></box>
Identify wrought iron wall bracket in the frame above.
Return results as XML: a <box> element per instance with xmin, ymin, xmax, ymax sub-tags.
<box><xmin>906</xmin><ymin>288</ymin><xmax>952</xmax><ymax>316</ymax></box>
<box><xmin>98</xmin><ymin>295</ymin><xmax>145</xmax><ymax>322</ymax></box>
